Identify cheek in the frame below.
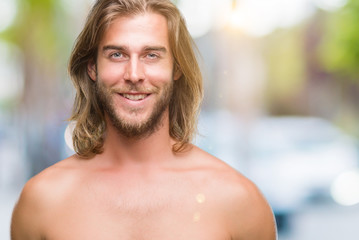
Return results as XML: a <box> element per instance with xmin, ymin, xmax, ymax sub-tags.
<box><xmin>98</xmin><ymin>64</ymin><xmax>125</xmax><ymax>85</ymax></box>
<box><xmin>145</xmin><ymin>65</ymin><xmax>175</xmax><ymax>84</ymax></box>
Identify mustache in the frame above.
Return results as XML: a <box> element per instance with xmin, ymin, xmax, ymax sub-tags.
<box><xmin>109</xmin><ymin>85</ymin><xmax>159</xmax><ymax>94</ymax></box>
<box><xmin>95</xmin><ymin>78</ymin><xmax>160</xmax><ymax>94</ymax></box>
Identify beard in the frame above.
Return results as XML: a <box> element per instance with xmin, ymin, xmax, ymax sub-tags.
<box><xmin>95</xmin><ymin>79</ymin><xmax>174</xmax><ymax>139</ymax></box>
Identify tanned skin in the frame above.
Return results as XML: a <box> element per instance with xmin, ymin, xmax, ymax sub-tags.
<box><xmin>11</xmin><ymin>12</ymin><xmax>277</xmax><ymax>240</ymax></box>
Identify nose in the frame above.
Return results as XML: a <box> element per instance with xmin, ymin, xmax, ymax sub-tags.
<box><xmin>123</xmin><ymin>57</ymin><xmax>145</xmax><ymax>83</ymax></box>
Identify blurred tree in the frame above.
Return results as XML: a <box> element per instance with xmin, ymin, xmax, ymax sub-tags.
<box><xmin>0</xmin><ymin>0</ymin><xmax>71</xmax><ymax>178</ymax></box>
<box><xmin>261</xmin><ymin>26</ymin><xmax>308</xmax><ymax>115</ymax></box>
<box><xmin>317</xmin><ymin>0</ymin><xmax>359</xmax><ymax>136</ymax></box>
<box><xmin>319</xmin><ymin>0</ymin><xmax>359</xmax><ymax>81</ymax></box>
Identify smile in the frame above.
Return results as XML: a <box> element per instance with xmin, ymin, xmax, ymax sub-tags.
<box><xmin>120</xmin><ymin>93</ymin><xmax>149</xmax><ymax>101</ymax></box>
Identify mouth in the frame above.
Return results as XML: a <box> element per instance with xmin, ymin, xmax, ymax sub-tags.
<box><xmin>120</xmin><ymin>93</ymin><xmax>150</xmax><ymax>101</ymax></box>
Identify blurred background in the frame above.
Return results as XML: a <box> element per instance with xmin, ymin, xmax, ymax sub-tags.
<box><xmin>1</xmin><ymin>0</ymin><xmax>359</xmax><ymax>239</ymax></box>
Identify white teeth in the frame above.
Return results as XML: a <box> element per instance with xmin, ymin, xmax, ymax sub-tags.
<box><xmin>122</xmin><ymin>94</ymin><xmax>147</xmax><ymax>101</ymax></box>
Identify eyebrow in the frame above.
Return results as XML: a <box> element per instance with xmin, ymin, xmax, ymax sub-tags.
<box><xmin>102</xmin><ymin>45</ymin><xmax>167</xmax><ymax>53</ymax></box>
<box><xmin>102</xmin><ymin>45</ymin><xmax>126</xmax><ymax>52</ymax></box>
<box><xmin>143</xmin><ymin>46</ymin><xmax>167</xmax><ymax>53</ymax></box>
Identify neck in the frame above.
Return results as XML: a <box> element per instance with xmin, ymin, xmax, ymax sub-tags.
<box><xmin>100</xmin><ymin>111</ymin><xmax>175</xmax><ymax>167</ymax></box>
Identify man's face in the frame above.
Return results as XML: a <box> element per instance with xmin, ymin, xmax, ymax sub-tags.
<box><xmin>88</xmin><ymin>12</ymin><xmax>180</xmax><ymax>138</ymax></box>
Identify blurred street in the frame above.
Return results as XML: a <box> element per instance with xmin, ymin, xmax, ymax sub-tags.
<box><xmin>279</xmin><ymin>201</ymin><xmax>359</xmax><ymax>240</ymax></box>
<box><xmin>0</xmin><ymin>188</ymin><xmax>20</xmax><ymax>240</ymax></box>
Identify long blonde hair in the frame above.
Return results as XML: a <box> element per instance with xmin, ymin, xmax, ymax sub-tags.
<box><xmin>68</xmin><ymin>0</ymin><xmax>203</xmax><ymax>158</ymax></box>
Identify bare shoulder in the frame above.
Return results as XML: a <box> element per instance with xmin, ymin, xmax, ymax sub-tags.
<box><xmin>11</xmin><ymin>155</ymin><xmax>81</xmax><ymax>240</ymax></box>
<box><xmin>16</xmin><ymin>155</ymin><xmax>81</xmax><ymax>206</ymax></box>
<box><xmin>188</xmin><ymin>146</ymin><xmax>277</xmax><ymax>240</ymax></box>
<box><xmin>219</xmin><ymin>171</ymin><xmax>277</xmax><ymax>240</ymax></box>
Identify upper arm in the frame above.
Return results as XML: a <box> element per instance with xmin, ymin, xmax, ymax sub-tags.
<box><xmin>11</xmin><ymin>178</ymin><xmax>45</xmax><ymax>240</ymax></box>
<box><xmin>226</xmin><ymin>177</ymin><xmax>277</xmax><ymax>240</ymax></box>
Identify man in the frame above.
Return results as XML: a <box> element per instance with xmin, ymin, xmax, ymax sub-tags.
<box><xmin>11</xmin><ymin>0</ymin><xmax>277</xmax><ymax>239</ymax></box>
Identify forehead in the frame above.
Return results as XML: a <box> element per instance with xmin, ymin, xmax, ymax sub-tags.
<box><xmin>99</xmin><ymin>12</ymin><xmax>170</xmax><ymax>49</ymax></box>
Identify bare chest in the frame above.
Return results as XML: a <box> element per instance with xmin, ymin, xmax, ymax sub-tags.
<box><xmin>43</xmin><ymin>175</ymin><xmax>230</xmax><ymax>240</ymax></box>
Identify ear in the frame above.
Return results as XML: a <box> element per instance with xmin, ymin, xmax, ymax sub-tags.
<box><xmin>173</xmin><ymin>65</ymin><xmax>182</xmax><ymax>81</ymax></box>
<box><xmin>87</xmin><ymin>60</ymin><xmax>97</xmax><ymax>81</ymax></box>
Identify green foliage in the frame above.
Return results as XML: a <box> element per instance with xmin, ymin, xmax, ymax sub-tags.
<box><xmin>262</xmin><ymin>27</ymin><xmax>307</xmax><ymax>99</ymax></box>
<box><xmin>319</xmin><ymin>0</ymin><xmax>359</xmax><ymax>81</ymax></box>
<box><xmin>0</xmin><ymin>0</ymin><xmax>67</xmax><ymax>63</ymax></box>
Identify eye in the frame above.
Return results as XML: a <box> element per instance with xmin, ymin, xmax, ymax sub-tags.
<box><xmin>110</xmin><ymin>52</ymin><xmax>123</xmax><ymax>58</ymax></box>
<box><xmin>146</xmin><ymin>53</ymin><xmax>159</xmax><ymax>59</ymax></box>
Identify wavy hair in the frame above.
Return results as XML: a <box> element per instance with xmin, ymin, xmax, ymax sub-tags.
<box><xmin>68</xmin><ymin>0</ymin><xmax>203</xmax><ymax>158</ymax></box>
